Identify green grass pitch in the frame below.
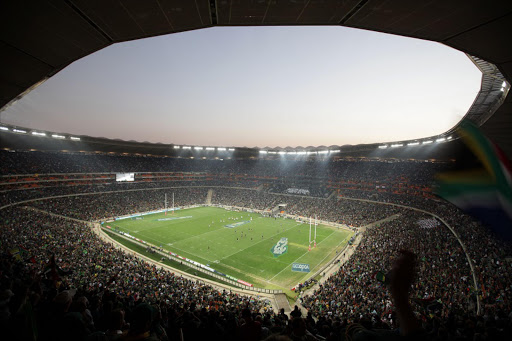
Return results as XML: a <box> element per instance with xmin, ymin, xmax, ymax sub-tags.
<box><xmin>108</xmin><ymin>207</ymin><xmax>353</xmax><ymax>291</ymax></box>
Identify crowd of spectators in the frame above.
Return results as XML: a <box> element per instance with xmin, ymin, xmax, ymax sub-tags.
<box><xmin>327</xmin><ymin>188</ymin><xmax>512</xmax><ymax>318</ymax></box>
<box><xmin>0</xmin><ymin>208</ymin><xmax>275</xmax><ymax>340</ymax></box>
<box><xmin>29</xmin><ymin>187</ymin><xmax>209</xmax><ymax>221</ymax></box>
<box><xmin>0</xmin><ymin>182</ymin><xmax>217</xmax><ymax>208</ymax></box>
<box><xmin>0</xmin><ymin>151</ymin><xmax>449</xmax><ymax>183</ymax></box>
<box><xmin>1</xmin><ymin>150</ymin><xmax>512</xmax><ymax>339</ymax></box>
<box><xmin>20</xmin><ymin>186</ymin><xmax>404</xmax><ymax>229</ymax></box>
<box><xmin>2</xmin><ymin>194</ymin><xmax>510</xmax><ymax>339</ymax></box>
<box><xmin>302</xmin><ymin>211</ymin><xmax>476</xmax><ymax>326</ymax></box>
<box><xmin>267</xmin><ymin>184</ymin><xmax>330</xmax><ymax>198</ymax></box>
<box><xmin>0</xmin><ymin>150</ymin><xmax>449</xmax><ymax>195</ymax></box>
<box><xmin>212</xmin><ymin>188</ymin><xmax>404</xmax><ymax>227</ymax></box>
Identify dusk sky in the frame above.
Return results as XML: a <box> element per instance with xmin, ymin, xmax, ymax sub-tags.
<box><xmin>0</xmin><ymin>26</ymin><xmax>482</xmax><ymax>148</ymax></box>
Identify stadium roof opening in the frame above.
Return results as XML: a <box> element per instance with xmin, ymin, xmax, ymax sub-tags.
<box><xmin>0</xmin><ymin>26</ymin><xmax>481</xmax><ymax>149</ymax></box>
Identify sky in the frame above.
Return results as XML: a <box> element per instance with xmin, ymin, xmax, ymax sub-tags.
<box><xmin>0</xmin><ymin>26</ymin><xmax>482</xmax><ymax>148</ymax></box>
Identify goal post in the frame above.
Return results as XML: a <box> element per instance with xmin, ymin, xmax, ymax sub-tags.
<box><xmin>309</xmin><ymin>216</ymin><xmax>312</xmax><ymax>251</ymax></box>
<box><xmin>314</xmin><ymin>215</ymin><xmax>317</xmax><ymax>248</ymax></box>
<box><xmin>308</xmin><ymin>216</ymin><xmax>317</xmax><ymax>251</ymax></box>
<box><xmin>164</xmin><ymin>192</ymin><xmax>175</xmax><ymax>215</ymax></box>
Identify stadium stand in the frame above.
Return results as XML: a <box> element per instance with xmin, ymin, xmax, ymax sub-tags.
<box><xmin>2</xmin><ymin>1</ymin><xmax>512</xmax><ymax>339</ymax></box>
<box><xmin>1</xmin><ymin>149</ymin><xmax>511</xmax><ymax>340</ymax></box>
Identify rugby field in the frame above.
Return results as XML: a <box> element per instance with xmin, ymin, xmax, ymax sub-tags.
<box><xmin>107</xmin><ymin>206</ymin><xmax>352</xmax><ymax>291</ymax></box>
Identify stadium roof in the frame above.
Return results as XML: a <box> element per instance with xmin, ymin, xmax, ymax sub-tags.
<box><xmin>1</xmin><ymin>1</ymin><xmax>511</xmax><ymax>157</ymax></box>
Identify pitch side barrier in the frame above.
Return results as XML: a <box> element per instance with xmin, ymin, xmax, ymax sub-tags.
<box><xmin>101</xmin><ymin>225</ymin><xmax>282</xmax><ymax>294</ymax></box>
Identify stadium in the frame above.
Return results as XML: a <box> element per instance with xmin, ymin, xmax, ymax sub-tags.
<box><xmin>1</xmin><ymin>2</ymin><xmax>512</xmax><ymax>341</ymax></box>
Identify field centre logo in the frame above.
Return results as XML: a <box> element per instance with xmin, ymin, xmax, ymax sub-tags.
<box><xmin>291</xmin><ymin>263</ymin><xmax>310</xmax><ymax>273</ymax></box>
<box><xmin>271</xmin><ymin>237</ymin><xmax>288</xmax><ymax>257</ymax></box>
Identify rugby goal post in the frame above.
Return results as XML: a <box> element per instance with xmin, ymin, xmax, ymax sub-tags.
<box><xmin>308</xmin><ymin>216</ymin><xmax>317</xmax><ymax>251</ymax></box>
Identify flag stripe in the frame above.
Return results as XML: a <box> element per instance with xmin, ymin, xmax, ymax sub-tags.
<box><xmin>459</xmin><ymin>120</ymin><xmax>512</xmax><ymax>201</ymax></box>
<box><xmin>436</xmin><ymin>119</ymin><xmax>512</xmax><ymax>241</ymax></box>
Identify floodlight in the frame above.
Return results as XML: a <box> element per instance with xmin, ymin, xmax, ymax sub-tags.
<box><xmin>503</xmin><ymin>81</ymin><xmax>507</xmax><ymax>87</ymax></box>
<box><xmin>268</xmin><ymin>151</ymin><xmax>277</xmax><ymax>154</ymax></box>
<box><xmin>422</xmin><ymin>140</ymin><xmax>433</xmax><ymax>144</ymax></box>
<box><xmin>228</xmin><ymin>148</ymin><xmax>235</xmax><ymax>151</ymax></box>
<box><xmin>259</xmin><ymin>150</ymin><xmax>268</xmax><ymax>154</ymax></box>
<box><xmin>329</xmin><ymin>150</ymin><xmax>340</xmax><ymax>153</ymax></box>
<box><xmin>70</xmin><ymin>136</ymin><xmax>80</xmax><ymax>140</ymax></box>
<box><xmin>297</xmin><ymin>151</ymin><xmax>307</xmax><ymax>155</ymax></box>
<box><xmin>287</xmin><ymin>151</ymin><xmax>297</xmax><ymax>155</ymax></box>
<box><xmin>13</xmin><ymin>129</ymin><xmax>27</xmax><ymax>133</ymax></box>
<box><xmin>194</xmin><ymin>146</ymin><xmax>203</xmax><ymax>150</ymax></box>
<box><xmin>173</xmin><ymin>145</ymin><xmax>181</xmax><ymax>149</ymax></box>
<box><xmin>0</xmin><ymin>127</ymin><xmax>8</xmax><ymax>131</ymax></box>
<box><xmin>31</xmin><ymin>132</ymin><xmax>46</xmax><ymax>136</ymax></box>
<box><xmin>391</xmin><ymin>144</ymin><xmax>403</xmax><ymax>148</ymax></box>
<box><xmin>182</xmin><ymin>146</ymin><xmax>192</xmax><ymax>149</ymax></box>
<box><xmin>217</xmin><ymin>147</ymin><xmax>226</xmax><ymax>151</ymax></box>
<box><xmin>436</xmin><ymin>138</ymin><xmax>446</xmax><ymax>143</ymax></box>
<box><xmin>318</xmin><ymin>150</ymin><xmax>329</xmax><ymax>154</ymax></box>
<box><xmin>378</xmin><ymin>145</ymin><xmax>388</xmax><ymax>149</ymax></box>
<box><xmin>407</xmin><ymin>142</ymin><xmax>420</xmax><ymax>146</ymax></box>
<box><xmin>278</xmin><ymin>151</ymin><xmax>286</xmax><ymax>155</ymax></box>
<box><xmin>447</xmin><ymin>136</ymin><xmax>453</xmax><ymax>140</ymax></box>
<box><xmin>206</xmin><ymin>147</ymin><xmax>215</xmax><ymax>151</ymax></box>
<box><xmin>307</xmin><ymin>151</ymin><xmax>317</xmax><ymax>155</ymax></box>
<box><xmin>52</xmin><ymin>134</ymin><xmax>65</xmax><ymax>139</ymax></box>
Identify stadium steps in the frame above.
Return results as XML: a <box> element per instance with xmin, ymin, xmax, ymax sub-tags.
<box><xmin>271</xmin><ymin>204</ymin><xmax>283</xmax><ymax>214</ymax></box>
<box><xmin>205</xmin><ymin>189</ymin><xmax>213</xmax><ymax>205</ymax></box>
<box><xmin>274</xmin><ymin>293</ymin><xmax>292</xmax><ymax>312</ymax></box>
<box><xmin>326</xmin><ymin>191</ymin><xmax>337</xmax><ymax>200</ymax></box>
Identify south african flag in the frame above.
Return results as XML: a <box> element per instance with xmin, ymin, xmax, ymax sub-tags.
<box><xmin>436</xmin><ymin>119</ymin><xmax>512</xmax><ymax>241</ymax></box>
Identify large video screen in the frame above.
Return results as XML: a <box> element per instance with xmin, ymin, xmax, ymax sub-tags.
<box><xmin>116</xmin><ymin>173</ymin><xmax>135</xmax><ymax>182</ymax></box>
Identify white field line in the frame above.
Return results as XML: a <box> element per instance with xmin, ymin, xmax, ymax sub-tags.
<box><xmin>162</xmin><ymin>243</ymin><xmax>218</xmax><ymax>262</ymax></box>
<box><xmin>135</xmin><ymin>223</ymin><xmax>295</xmax><ymax>265</ymax></box>
<box><xmin>218</xmin><ymin>223</ymin><xmax>302</xmax><ymax>262</ymax></box>
<box><xmin>141</xmin><ymin>212</ymin><xmax>253</xmax><ymax>244</ymax></box>
<box><xmin>129</xmin><ymin>229</ymin><xmax>212</xmax><ymax>260</ymax></box>
<box><xmin>307</xmin><ymin>233</ymin><xmax>352</xmax><ymax>274</ymax></box>
<box><xmin>129</xmin><ymin>217</ymin><xmax>328</xmax><ymax>285</ymax></box>
<box><xmin>165</xmin><ymin>222</ymin><xmax>303</xmax><ymax>274</ymax></box>
<box><xmin>128</xmin><ymin>220</ymin><xmax>225</xmax><ymax>245</ymax></box>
